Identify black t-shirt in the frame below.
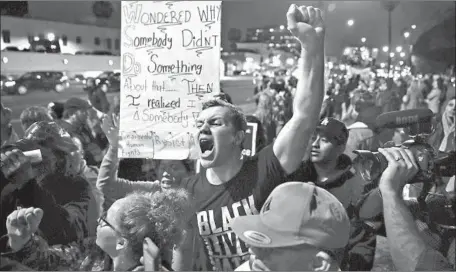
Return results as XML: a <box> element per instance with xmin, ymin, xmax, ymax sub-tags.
<box><xmin>181</xmin><ymin>144</ymin><xmax>285</xmax><ymax>271</ymax></box>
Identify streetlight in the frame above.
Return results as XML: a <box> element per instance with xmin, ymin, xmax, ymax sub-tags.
<box><xmin>269</xmin><ymin>28</ymin><xmax>274</xmax><ymax>32</ymax></box>
<box><xmin>396</xmin><ymin>46</ymin><xmax>402</xmax><ymax>52</ymax></box>
<box><xmin>390</xmin><ymin>52</ymin><xmax>395</xmax><ymax>58</ymax></box>
<box><xmin>404</xmin><ymin>31</ymin><xmax>410</xmax><ymax>38</ymax></box>
<box><xmin>279</xmin><ymin>25</ymin><xmax>285</xmax><ymax>30</ymax></box>
<box><xmin>382</xmin><ymin>1</ymin><xmax>400</xmax><ymax>76</ymax></box>
<box><xmin>361</xmin><ymin>37</ymin><xmax>366</xmax><ymax>43</ymax></box>
<box><xmin>382</xmin><ymin>46</ymin><xmax>389</xmax><ymax>52</ymax></box>
<box><xmin>411</xmin><ymin>24</ymin><xmax>416</xmax><ymax>29</ymax></box>
<box><xmin>47</xmin><ymin>33</ymin><xmax>55</xmax><ymax>41</ymax></box>
<box><xmin>347</xmin><ymin>19</ymin><xmax>354</xmax><ymax>26</ymax></box>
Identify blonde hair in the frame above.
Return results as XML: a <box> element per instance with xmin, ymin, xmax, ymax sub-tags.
<box><xmin>117</xmin><ymin>189</ymin><xmax>191</xmax><ymax>259</ymax></box>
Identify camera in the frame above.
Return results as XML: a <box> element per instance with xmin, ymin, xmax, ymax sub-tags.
<box><xmin>352</xmin><ymin>109</ymin><xmax>456</xmax><ymax>183</ymax></box>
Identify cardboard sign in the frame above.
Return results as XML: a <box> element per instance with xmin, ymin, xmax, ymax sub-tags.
<box><xmin>119</xmin><ymin>1</ymin><xmax>222</xmax><ymax>159</ymax></box>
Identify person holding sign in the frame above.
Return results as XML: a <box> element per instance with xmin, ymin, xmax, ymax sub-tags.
<box><xmin>173</xmin><ymin>4</ymin><xmax>326</xmax><ymax>271</ymax></box>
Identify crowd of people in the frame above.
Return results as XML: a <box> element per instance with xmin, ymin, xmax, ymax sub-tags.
<box><xmin>1</xmin><ymin>4</ymin><xmax>455</xmax><ymax>271</ymax></box>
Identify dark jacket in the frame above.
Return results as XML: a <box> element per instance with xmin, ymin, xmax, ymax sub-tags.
<box><xmin>0</xmin><ymin>172</ymin><xmax>92</xmax><ymax>249</ymax></box>
<box><xmin>0</xmin><ymin>234</ymin><xmax>171</xmax><ymax>271</ymax></box>
<box><xmin>1</xmin><ymin>235</ymin><xmax>140</xmax><ymax>271</ymax></box>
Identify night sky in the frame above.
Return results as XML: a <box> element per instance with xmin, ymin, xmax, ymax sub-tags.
<box><xmin>24</xmin><ymin>1</ymin><xmax>456</xmax><ymax>57</ymax></box>
<box><xmin>221</xmin><ymin>1</ymin><xmax>455</xmax><ymax>56</ymax></box>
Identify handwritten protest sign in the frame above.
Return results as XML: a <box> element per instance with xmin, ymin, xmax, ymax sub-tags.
<box><xmin>119</xmin><ymin>1</ymin><xmax>222</xmax><ymax>159</ymax></box>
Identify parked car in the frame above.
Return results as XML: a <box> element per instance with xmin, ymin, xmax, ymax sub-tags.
<box><xmin>1</xmin><ymin>75</ymin><xmax>15</xmax><ymax>95</ymax></box>
<box><xmin>86</xmin><ymin>71</ymin><xmax>120</xmax><ymax>93</ymax></box>
<box><xmin>71</xmin><ymin>74</ymin><xmax>87</xmax><ymax>85</ymax></box>
<box><xmin>92</xmin><ymin>50</ymin><xmax>114</xmax><ymax>56</ymax></box>
<box><xmin>2</xmin><ymin>71</ymin><xmax>69</xmax><ymax>95</ymax></box>
<box><xmin>1</xmin><ymin>46</ymin><xmax>20</xmax><ymax>52</ymax></box>
<box><xmin>75</xmin><ymin>51</ymin><xmax>92</xmax><ymax>55</ymax></box>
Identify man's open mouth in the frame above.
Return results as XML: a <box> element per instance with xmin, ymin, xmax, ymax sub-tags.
<box><xmin>199</xmin><ymin>138</ymin><xmax>214</xmax><ymax>157</ymax></box>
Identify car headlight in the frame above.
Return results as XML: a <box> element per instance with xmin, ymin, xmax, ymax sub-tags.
<box><xmin>4</xmin><ymin>81</ymin><xmax>16</xmax><ymax>87</ymax></box>
<box><xmin>82</xmin><ymin>79</ymin><xmax>86</xmax><ymax>84</ymax></box>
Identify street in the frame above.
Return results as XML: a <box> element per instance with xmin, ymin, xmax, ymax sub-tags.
<box><xmin>2</xmin><ymin>76</ymin><xmax>256</xmax><ymax>137</ymax></box>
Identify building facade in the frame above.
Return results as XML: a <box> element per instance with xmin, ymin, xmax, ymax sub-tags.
<box><xmin>1</xmin><ymin>1</ymin><xmax>121</xmax><ymax>55</ymax></box>
<box><xmin>245</xmin><ymin>25</ymin><xmax>299</xmax><ymax>53</ymax></box>
<box><xmin>1</xmin><ymin>16</ymin><xmax>120</xmax><ymax>55</ymax></box>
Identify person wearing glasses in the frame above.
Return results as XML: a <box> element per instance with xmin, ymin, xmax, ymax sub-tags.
<box><xmin>1</xmin><ymin>189</ymin><xmax>189</xmax><ymax>271</ymax></box>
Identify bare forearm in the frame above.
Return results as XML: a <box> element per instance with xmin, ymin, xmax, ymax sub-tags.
<box><xmin>273</xmin><ymin>45</ymin><xmax>325</xmax><ymax>174</ymax></box>
<box><xmin>381</xmin><ymin>191</ymin><xmax>427</xmax><ymax>271</ymax></box>
<box><xmin>294</xmin><ymin>47</ymin><xmax>325</xmax><ymax>119</ymax></box>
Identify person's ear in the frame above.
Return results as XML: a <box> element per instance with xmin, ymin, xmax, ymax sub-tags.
<box><xmin>234</xmin><ymin>130</ymin><xmax>245</xmax><ymax>147</ymax></box>
<box><xmin>116</xmin><ymin>237</ymin><xmax>128</xmax><ymax>251</ymax></box>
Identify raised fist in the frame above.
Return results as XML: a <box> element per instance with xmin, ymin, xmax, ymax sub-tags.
<box><xmin>6</xmin><ymin>207</ymin><xmax>44</xmax><ymax>251</ymax></box>
<box><xmin>287</xmin><ymin>4</ymin><xmax>325</xmax><ymax>51</ymax></box>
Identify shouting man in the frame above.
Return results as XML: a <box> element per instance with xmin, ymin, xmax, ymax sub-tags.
<box><xmin>175</xmin><ymin>4</ymin><xmax>326</xmax><ymax>271</ymax></box>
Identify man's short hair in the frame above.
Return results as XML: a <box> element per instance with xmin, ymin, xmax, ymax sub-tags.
<box><xmin>20</xmin><ymin>106</ymin><xmax>53</xmax><ymax>131</ymax></box>
<box><xmin>202</xmin><ymin>99</ymin><xmax>247</xmax><ymax>132</ymax></box>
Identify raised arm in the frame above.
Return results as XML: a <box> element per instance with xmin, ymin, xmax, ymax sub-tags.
<box><xmin>97</xmin><ymin>146</ymin><xmax>160</xmax><ymax>210</ymax></box>
<box><xmin>273</xmin><ymin>5</ymin><xmax>326</xmax><ymax>174</ymax></box>
<box><xmin>98</xmin><ymin>115</ymin><xmax>160</xmax><ymax>210</ymax></box>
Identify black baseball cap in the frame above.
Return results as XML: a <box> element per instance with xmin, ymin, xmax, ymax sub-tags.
<box><xmin>64</xmin><ymin>98</ymin><xmax>92</xmax><ymax>111</ymax></box>
<box><xmin>316</xmin><ymin>118</ymin><xmax>349</xmax><ymax>145</ymax></box>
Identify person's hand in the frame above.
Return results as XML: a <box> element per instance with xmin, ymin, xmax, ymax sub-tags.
<box><xmin>101</xmin><ymin>113</ymin><xmax>120</xmax><ymax>149</ymax></box>
<box><xmin>286</xmin><ymin>4</ymin><xmax>325</xmax><ymax>52</ymax></box>
<box><xmin>1</xmin><ymin>149</ymin><xmax>35</xmax><ymax>188</ymax></box>
<box><xmin>378</xmin><ymin>147</ymin><xmax>419</xmax><ymax>196</ymax></box>
<box><xmin>140</xmin><ymin>237</ymin><xmax>161</xmax><ymax>271</ymax></box>
<box><xmin>6</xmin><ymin>207</ymin><xmax>43</xmax><ymax>251</ymax></box>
